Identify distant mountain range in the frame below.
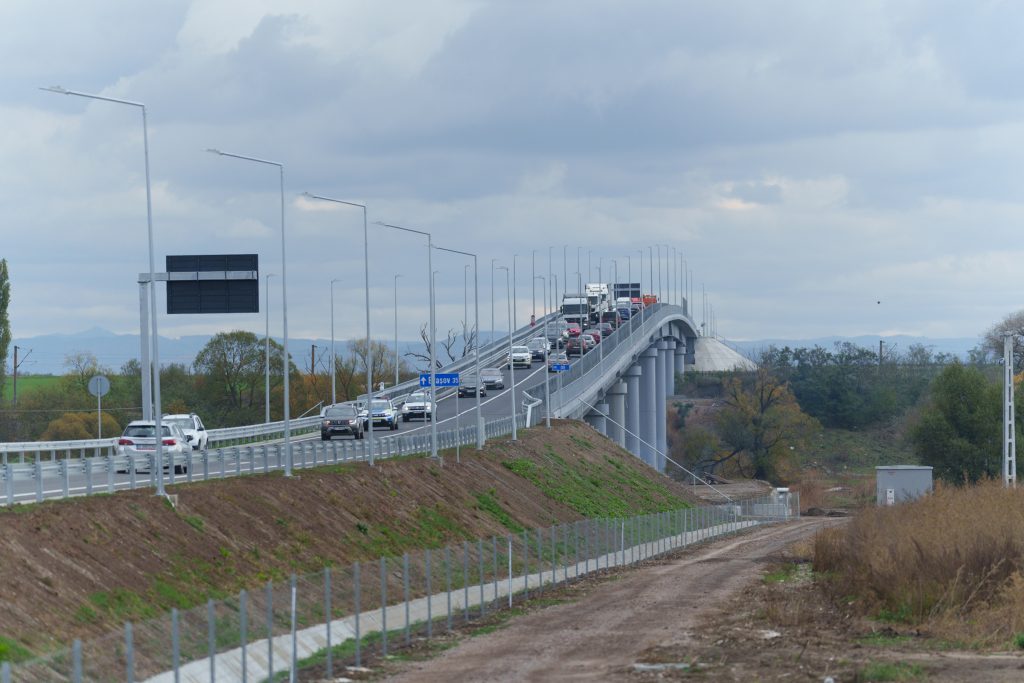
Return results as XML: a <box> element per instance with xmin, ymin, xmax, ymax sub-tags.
<box><xmin>9</xmin><ymin>329</ymin><xmax>982</xmax><ymax>375</ymax></box>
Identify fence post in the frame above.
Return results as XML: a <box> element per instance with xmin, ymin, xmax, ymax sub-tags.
<box><xmin>380</xmin><ymin>557</ymin><xmax>388</xmax><ymax>657</ymax></box>
<box><xmin>325</xmin><ymin>568</ymin><xmax>332</xmax><ymax>679</ymax></box>
<box><xmin>266</xmin><ymin>581</ymin><xmax>274</xmax><ymax>682</ymax></box>
<box><xmin>445</xmin><ymin>546</ymin><xmax>452</xmax><ymax>632</ymax></box>
<box><xmin>550</xmin><ymin>525</ymin><xmax>556</xmax><ymax>585</ymax></box>
<box><xmin>354</xmin><ymin>563</ymin><xmax>361</xmax><ymax>667</ymax></box>
<box><xmin>462</xmin><ymin>541</ymin><xmax>470</xmax><ymax>622</ymax></box>
<box><xmin>492</xmin><ymin>536</ymin><xmax>499</xmax><ymax>608</ymax></box>
<box><xmin>125</xmin><ymin>622</ymin><xmax>134</xmax><ymax>683</ymax></box>
<box><xmin>478</xmin><ymin>538</ymin><xmax>485</xmax><ymax>618</ymax></box>
<box><xmin>172</xmin><ymin>608</ymin><xmax>180</xmax><ymax>682</ymax></box>
<box><xmin>240</xmin><ymin>590</ymin><xmax>248</xmax><ymax>683</ymax></box>
<box><xmin>1</xmin><ymin>660</ymin><xmax>9</xmax><ymax>683</ymax></box>
<box><xmin>208</xmin><ymin>599</ymin><xmax>216</xmax><ymax>683</ymax></box>
<box><xmin>425</xmin><ymin>548</ymin><xmax>432</xmax><ymax>639</ymax></box>
<box><xmin>522</xmin><ymin>529</ymin><xmax>529</xmax><ymax>599</ymax></box>
<box><xmin>72</xmin><ymin>638</ymin><xmax>82</xmax><ymax>683</ymax></box>
<box><xmin>536</xmin><ymin>529</ymin><xmax>544</xmax><ymax>593</ymax></box>
<box><xmin>403</xmin><ymin>553</ymin><xmax>411</xmax><ymax>645</ymax></box>
<box><xmin>507</xmin><ymin>536</ymin><xmax>514</xmax><ymax>608</ymax></box>
<box><xmin>290</xmin><ymin>574</ymin><xmax>298</xmax><ymax>681</ymax></box>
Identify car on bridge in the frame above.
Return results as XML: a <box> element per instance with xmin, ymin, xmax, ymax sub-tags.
<box><xmin>548</xmin><ymin>350</ymin><xmax>570</xmax><ymax>371</ymax></box>
<box><xmin>566</xmin><ymin>334</ymin><xmax>594</xmax><ymax>356</ymax></box>
<box><xmin>117</xmin><ymin>420</ymin><xmax>189</xmax><ymax>473</ymax></box>
<box><xmin>507</xmin><ymin>345</ymin><xmax>532</xmax><ymax>369</ymax></box>
<box><xmin>480</xmin><ymin>367</ymin><xmax>505</xmax><ymax>390</ymax></box>
<box><xmin>401</xmin><ymin>392</ymin><xmax>433</xmax><ymax>422</ymax></box>
<box><xmin>458</xmin><ymin>374</ymin><xmax>485</xmax><ymax>397</ymax></box>
<box><xmin>583</xmin><ymin>328</ymin><xmax>603</xmax><ymax>344</ymax></box>
<box><xmin>597</xmin><ymin>322</ymin><xmax>615</xmax><ymax>338</ymax></box>
<box><xmin>321</xmin><ymin>405</ymin><xmax>364</xmax><ymax>440</ymax></box>
<box><xmin>162</xmin><ymin>413</ymin><xmax>208</xmax><ymax>451</ymax></box>
<box><xmin>527</xmin><ymin>337</ymin><xmax>550</xmax><ymax>361</ymax></box>
<box><xmin>359</xmin><ymin>399</ymin><xmax>400</xmax><ymax>431</ymax></box>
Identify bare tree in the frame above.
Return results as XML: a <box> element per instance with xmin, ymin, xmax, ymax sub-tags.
<box><xmin>406</xmin><ymin>321</ymin><xmax>478</xmax><ymax>369</ymax></box>
<box><xmin>983</xmin><ymin>310</ymin><xmax>1024</xmax><ymax>371</ymax></box>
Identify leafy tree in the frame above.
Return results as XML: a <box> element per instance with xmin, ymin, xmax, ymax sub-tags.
<box><xmin>710</xmin><ymin>367</ymin><xmax>818</xmax><ymax>482</ymax></box>
<box><xmin>0</xmin><ymin>259</ymin><xmax>10</xmax><ymax>403</ymax></box>
<box><xmin>192</xmin><ymin>331</ymin><xmax>290</xmax><ymax>425</ymax></box>
<box><xmin>910</xmin><ymin>363</ymin><xmax>1009</xmax><ymax>484</ymax></box>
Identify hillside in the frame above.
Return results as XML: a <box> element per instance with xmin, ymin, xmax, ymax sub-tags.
<box><xmin>0</xmin><ymin>420</ymin><xmax>702</xmax><ymax>661</ymax></box>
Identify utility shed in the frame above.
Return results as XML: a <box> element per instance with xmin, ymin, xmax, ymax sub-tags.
<box><xmin>876</xmin><ymin>465</ymin><xmax>933</xmax><ymax>505</ymax></box>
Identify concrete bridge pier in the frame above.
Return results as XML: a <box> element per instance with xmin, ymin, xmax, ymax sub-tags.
<box><xmin>623</xmin><ymin>364</ymin><xmax>642</xmax><ymax>458</ymax></box>
<box><xmin>674</xmin><ymin>341</ymin><xmax>687</xmax><ymax>386</ymax></box>
<box><xmin>655</xmin><ymin>341</ymin><xmax>668</xmax><ymax>472</ymax></box>
<box><xmin>664</xmin><ymin>340</ymin><xmax>677</xmax><ymax>396</ymax></box>
<box><xmin>605</xmin><ymin>381</ymin><xmax>627</xmax><ymax>448</ymax></box>
<box><xmin>638</xmin><ymin>347</ymin><xmax>658</xmax><ymax>467</ymax></box>
<box><xmin>584</xmin><ymin>402</ymin><xmax>608</xmax><ymax>434</ymax></box>
<box><xmin>685</xmin><ymin>333</ymin><xmax>697</xmax><ymax>367</ymax></box>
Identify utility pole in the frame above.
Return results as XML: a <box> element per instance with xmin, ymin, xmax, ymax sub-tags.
<box><xmin>1004</xmin><ymin>333</ymin><xmax>1016</xmax><ymax>488</ymax></box>
<box><xmin>12</xmin><ymin>345</ymin><xmax>30</xmax><ymax>406</ymax></box>
<box><xmin>879</xmin><ymin>340</ymin><xmax>884</xmax><ymax>366</ymax></box>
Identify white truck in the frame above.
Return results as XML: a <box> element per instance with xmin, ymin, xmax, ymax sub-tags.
<box><xmin>561</xmin><ymin>293</ymin><xmax>591</xmax><ymax>326</ymax></box>
<box><xmin>585</xmin><ymin>283</ymin><xmax>611</xmax><ymax>324</ymax></box>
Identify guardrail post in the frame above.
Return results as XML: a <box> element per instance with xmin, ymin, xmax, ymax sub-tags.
<box><xmin>61</xmin><ymin>458</ymin><xmax>70</xmax><ymax>499</ymax></box>
<box><xmin>235</xmin><ymin>447</ymin><xmax>241</xmax><ymax>477</ymax></box>
<box><xmin>202</xmin><ymin>451</ymin><xmax>209</xmax><ymax>480</ymax></box>
<box><xmin>34</xmin><ymin>460</ymin><xmax>43</xmax><ymax>503</ymax></box>
<box><xmin>219</xmin><ymin>450</ymin><xmax>226</xmax><ymax>479</ymax></box>
<box><xmin>247</xmin><ymin>446</ymin><xmax>255</xmax><ymax>475</ymax></box>
<box><xmin>4</xmin><ymin>463</ymin><xmax>13</xmax><ymax>506</ymax></box>
<box><xmin>84</xmin><ymin>457</ymin><xmax>93</xmax><ymax>497</ymax></box>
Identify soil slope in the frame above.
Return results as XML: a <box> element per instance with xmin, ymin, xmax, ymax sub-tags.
<box><xmin>0</xmin><ymin>420</ymin><xmax>701</xmax><ymax>660</ymax></box>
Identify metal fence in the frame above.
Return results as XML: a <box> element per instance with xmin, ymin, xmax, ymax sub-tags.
<box><xmin>1</xmin><ymin>411</ymin><xmax>535</xmax><ymax>507</ymax></box>
<box><xmin>2</xmin><ymin>492</ymin><xmax>799</xmax><ymax>683</ymax></box>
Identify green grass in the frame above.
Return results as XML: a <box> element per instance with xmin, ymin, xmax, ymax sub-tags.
<box><xmin>475</xmin><ymin>489</ymin><xmax>525</xmax><ymax>533</ymax></box>
<box><xmin>0</xmin><ymin>374</ymin><xmax>61</xmax><ymax>401</ymax></box>
<box><xmin>501</xmin><ymin>445</ymin><xmax>690</xmax><ymax>518</ymax></box>
<box><xmin>763</xmin><ymin>563</ymin><xmax>801</xmax><ymax>584</ymax></box>
<box><xmin>806</xmin><ymin>426</ymin><xmax>915</xmax><ymax>470</ymax></box>
<box><xmin>183</xmin><ymin>515</ymin><xmax>205</xmax><ymax>532</ymax></box>
<box><xmin>857</xmin><ymin>660</ymin><xmax>925</xmax><ymax>681</ymax></box>
<box><xmin>0</xmin><ymin>635</ymin><xmax>33</xmax><ymax>664</ymax></box>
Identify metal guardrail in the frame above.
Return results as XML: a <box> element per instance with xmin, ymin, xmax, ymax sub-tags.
<box><xmin>1</xmin><ymin>409</ymin><xmax>537</xmax><ymax>506</ymax></box>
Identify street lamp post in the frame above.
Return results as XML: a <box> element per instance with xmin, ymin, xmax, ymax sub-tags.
<box><xmin>302</xmin><ymin>193</ymin><xmax>375</xmax><ymax>464</ymax></box>
<box><xmin>490</xmin><ymin>258</ymin><xmax>497</xmax><ymax>345</ymax></box>
<box><xmin>330</xmin><ymin>278</ymin><xmax>341</xmax><ymax>406</ymax></box>
<box><xmin>534</xmin><ymin>275</ymin><xmax>551</xmax><ymax>429</ymax></box>
<box><xmin>373</xmin><ymin>221</ymin><xmax>437</xmax><ymax>461</ymax></box>
<box><xmin>497</xmin><ymin>266</ymin><xmax>517</xmax><ymax>441</ymax></box>
<box><xmin>512</xmin><ymin>253</ymin><xmax>518</xmax><ymax>331</ymax></box>
<box><xmin>393</xmin><ymin>274</ymin><xmax>402</xmax><ymax>388</ymax></box>
<box><xmin>265</xmin><ymin>273</ymin><xmax>275</xmax><ymax>423</ymax></box>
<box><xmin>531</xmin><ymin>250</ymin><xmax>536</xmax><ymax>321</ymax></box>
<box><xmin>208</xmin><ymin>148</ymin><xmax>292</xmax><ymax>475</ymax></box>
<box><xmin>434</xmin><ymin>245</ymin><xmax>484</xmax><ymax>449</ymax></box>
<box><xmin>43</xmin><ymin>86</ymin><xmax>167</xmax><ymax>495</ymax></box>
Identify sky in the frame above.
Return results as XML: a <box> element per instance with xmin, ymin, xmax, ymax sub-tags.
<box><xmin>3</xmin><ymin>0</ymin><xmax>1024</xmax><ymax>359</ymax></box>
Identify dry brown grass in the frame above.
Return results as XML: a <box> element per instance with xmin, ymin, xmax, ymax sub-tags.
<box><xmin>814</xmin><ymin>480</ymin><xmax>1024</xmax><ymax>645</ymax></box>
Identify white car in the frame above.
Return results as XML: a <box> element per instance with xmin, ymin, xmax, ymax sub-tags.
<box><xmin>507</xmin><ymin>345</ymin><xmax>532</xmax><ymax>369</ymax></box>
<box><xmin>401</xmin><ymin>392</ymin><xmax>434</xmax><ymax>422</ymax></box>
<box><xmin>117</xmin><ymin>420</ymin><xmax>189</xmax><ymax>473</ymax></box>
<box><xmin>359</xmin><ymin>399</ymin><xmax>400</xmax><ymax>430</ymax></box>
<box><xmin>163</xmin><ymin>413</ymin><xmax>209</xmax><ymax>451</ymax></box>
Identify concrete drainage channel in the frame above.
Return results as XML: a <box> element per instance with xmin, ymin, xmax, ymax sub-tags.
<box><xmin>2</xmin><ymin>498</ymin><xmax>798</xmax><ymax>682</ymax></box>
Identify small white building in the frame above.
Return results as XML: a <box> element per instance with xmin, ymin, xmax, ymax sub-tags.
<box><xmin>876</xmin><ymin>465</ymin><xmax>933</xmax><ymax>505</ymax></box>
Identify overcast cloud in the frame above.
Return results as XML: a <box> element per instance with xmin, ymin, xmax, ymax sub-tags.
<box><xmin>3</xmin><ymin>0</ymin><xmax>1023</xmax><ymax>356</ymax></box>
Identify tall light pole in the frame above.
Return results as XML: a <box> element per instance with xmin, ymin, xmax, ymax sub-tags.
<box><xmin>490</xmin><ymin>258</ymin><xmax>498</xmax><ymax>345</ymax></box>
<box><xmin>637</xmin><ymin>249</ymin><xmax>644</xmax><ymax>299</ymax></box>
<box><xmin>265</xmin><ymin>273</ymin><xmax>275</xmax><ymax>423</ymax></box>
<box><xmin>330</xmin><ymin>278</ymin><xmax>341</xmax><ymax>406</ymax></box>
<box><xmin>657</xmin><ymin>244</ymin><xmax>668</xmax><ymax>304</ymax></box>
<box><xmin>393</xmin><ymin>274</ymin><xmax>402</xmax><ymax>388</ymax></box>
<box><xmin>648</xmin><ymin>246</ymin><xmax>654</xmax><ymax>302</ymax></box>
<box><xmin>531</xmin><ymin>250</ymin><xmax>537</xmax><ymax>321</ymax></box>
<box><xmin>463</xmin><ymin>264</ymin><xmax>470</xmax><ymax>332</ymax></box>
<box><xmin>206</xmin><ymin>148</ymin><xmax>292</xmax><ymax>475</ymax></box>
<box><xmin>497</xmin><ymin>265</ymin><xmax>517</xmax><ymax>441</ymax></box>
<box><xmin>512</xmin><ymin>253</ymin><xmax>518</xmax><ymax>332</ymax></box>
<box><xmin>43</xmin><ymin>86</ymin><xmax>167</xmax><ymax>495</ymax></box>
<box><xmin>302</xmin><ymin>193</ymin><xmax>375</xmax><ymax>465</ymax></box>
<box><xmin>534</xmin><ymin>275</ymin><xmax>551</xmax><ymax>428</ymax></box>
<box><xmin>374</xmin><ymin>221</ymin><xmax>437</xmax><ymax>462</ymax></box>
<box><xmin>435</xmin><ymin>245</ymin><xmax>484</xmax><ymax>449</ymax></box>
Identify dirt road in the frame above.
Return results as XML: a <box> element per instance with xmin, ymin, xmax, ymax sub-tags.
<box><xmin>386</xmin><ymin>518</ymin><xmax>836</xmax><ymax>682</ymax></box>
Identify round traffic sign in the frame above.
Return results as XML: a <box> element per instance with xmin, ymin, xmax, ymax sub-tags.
<box><xmin>88</xmin><ymin>375</ymin><xmax>110</xmax><ymax>398</ymax></box>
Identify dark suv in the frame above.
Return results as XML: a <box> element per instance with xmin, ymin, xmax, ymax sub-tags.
<box><xmin>321</xmin><ymin>405</ymin><xmax>363</xmax><ymax>440</ymax></box>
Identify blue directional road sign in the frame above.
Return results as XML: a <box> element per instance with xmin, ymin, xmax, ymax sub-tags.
<box><xmin>419</xmin><ymin>373</ymin><xmax>460</xmax><ymax>387</ymax></box>
<box><xmin>551</xmin><ymin>364</ymin><xmax>571</xmax><ymax>372</ymax></box>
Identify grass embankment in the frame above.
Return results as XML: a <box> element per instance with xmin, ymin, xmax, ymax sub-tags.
<box><xmin>814</xmin><ymin>480</ymin><xmax>1024</xmax><ymax>647</ymax></box>
<box><xmin>0</xmin><ymin>420</ymin><xmax>695</xmax><ymax>662</ymax></box>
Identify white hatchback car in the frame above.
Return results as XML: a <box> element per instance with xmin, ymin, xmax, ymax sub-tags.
<box><xmin>117</xmin><ymin>420</ymin><xmax>189</xmax><ymax>473</ymax></box>
<box><xmin>507</xmin><ymin>345</ymin><xmax>532</xmax><ymax>369</ymax></box>
<box><xmin>162</xmin><ymin>413</ymin><xmax>209</xmax><ymax>451</ymax></box>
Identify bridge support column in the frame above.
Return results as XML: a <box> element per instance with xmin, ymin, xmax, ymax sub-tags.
<box><xmin>624</xmin><ymin>364</ymin><xmax>642</xmax><ymax>458</ymax></box>
<box><xmin>639</xmin><ymin>347</ymin><xmax>658</xmax><ymax>468</ymax></box>
<box><xmin>674</xmin><ymin>342</ymin><xmax>687</xmax><ymax>388</ymax></box>
<box><xmin>655</xmin><ymin>341</ymin><xmax>669</xmax><ymax>472</ymax></box>
<box><xmin>584</xmin><ymin>402</ymin><xmax>608</xmax><ymax>434</ymax></box>
<box><xmin>685</xmin><ymin>334</ymin><xmax>697</xmax><ymax>368</ymax></box>
<box><xmin>664</xmin><ymin>340</ymin><xmax>677</xmax><ymax>396</ymax></box>
<box><xmin>605</xmin><ymin>381</ymin><xmax>627</xmax><ymax>448</ymax></box>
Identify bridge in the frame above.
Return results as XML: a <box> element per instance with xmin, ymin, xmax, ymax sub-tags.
<box><xmin>0</xmin><ymin>302</ymin><xmax>753</xmax><ymax>505</ymax></box>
